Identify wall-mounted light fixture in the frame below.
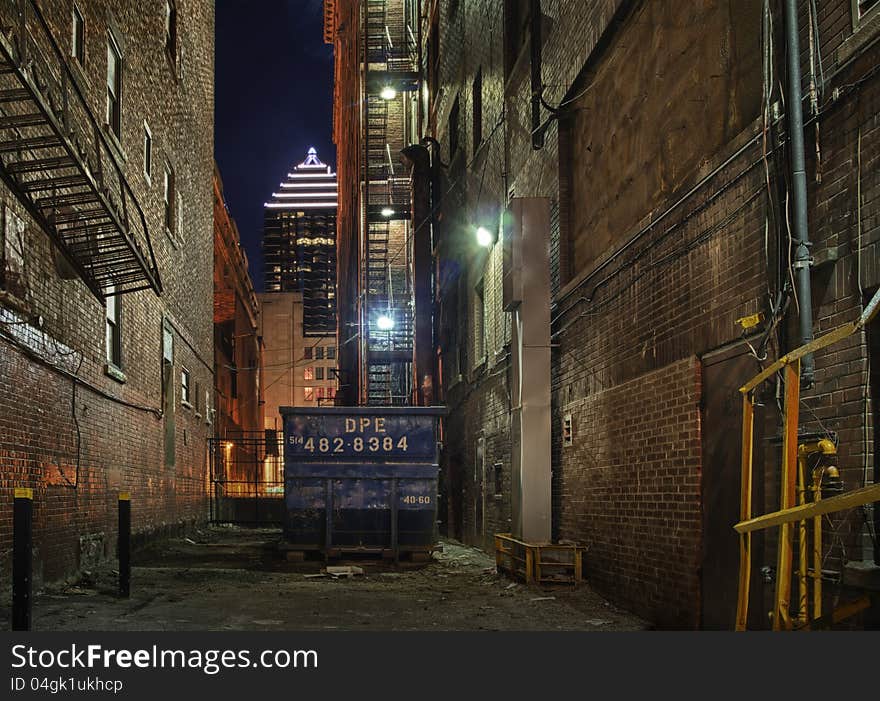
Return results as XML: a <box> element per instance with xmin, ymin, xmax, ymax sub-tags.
<box><xmin>380</xmin><ymin>85</ymin><xmax>397</xmax><ymax>100</ymax></box>
<box><xmin>475</xmin><ymin>226</ymin><xmax>494</xmax><ymax>248</ymax></box>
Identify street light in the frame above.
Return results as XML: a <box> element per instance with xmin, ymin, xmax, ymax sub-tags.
<box><xmin>476</xmin><ymin>226</ymin><xmax>494</xmax><ymax>247</ymax></box>
<box><xmin>381</xmin><ymin>207</ymin><xmax>395</xmax><ymax>217</ymax></box>
<box><xmin>377</xmin><ymin>314</ymin><xmax>394</xmax><ymax>331</ymax></box>
<box><xmin>380</xmin><ymin>85</ymin><xmax>397</xmax><ymax>100</ymax></box>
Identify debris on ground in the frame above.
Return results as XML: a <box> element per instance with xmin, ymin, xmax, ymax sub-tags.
<box><xmin>324</xmin><ymin>566</ymin><xmax>365</xmax><ymax>578</ymax></box>
<box><xmin>1</xmin><ymin>529</ymin><xmax>647</xmax><ymax>632</ymax></box>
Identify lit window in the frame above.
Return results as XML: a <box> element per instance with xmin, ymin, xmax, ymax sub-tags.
<box><xmin>106</xmin><ymin>33</ymin><xmax>122</xmax><ymax>138</ymax></box>
<box><xmin>304</xmin><ymin>367</ymin><xmax>314</xmax><ymax>381</ymax></box>
<box><xmin>165</xmin><ymin>0</ymin><xmax>177</xmax><ymax>62</ymax></box>
<box><xmin>105</xmin><ymin>288</ymin><xmax>121</xmax><ymax>367</ymax></box>
<box><xmin>181</xmin><ymin>367</ymin><xmax>190</xmax><ymax>404</ymax></box>
<box><xmin>143</xmin><ymin>122</ymin><xmax>152</xmax><ymax>182</ymax></box>
<box><xmin>303</xmin><ymin>387</ymin><xmax>315</xmax><ymax>401</ymax></box>
<box><xmin>71</xmin><ymin>5</ymin><xmax>85</xmax><ymax>65</ymax></box>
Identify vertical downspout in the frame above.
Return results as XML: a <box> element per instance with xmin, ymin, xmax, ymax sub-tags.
<box><xmin>783</xmin><ymin>0</ymin><xmax>815</xmax><ymax>385</ymax></box>
<box><xmin>402</xmin><ymin>144</ymin><xmax>434</xmax><ymax>406</ymax></box>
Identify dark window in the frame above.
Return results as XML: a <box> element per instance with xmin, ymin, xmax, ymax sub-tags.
<box><xmin>472</xmin><ymin>68</ymin><xmax>483</xmax><ymax>154</ymax></box>
<box><xmin>105</xmin><ymin>290</ymin><xmax>121</xmax><ymax>367</ymax></box>
<box><xmin>143</xmin><ymin>123</ymin><xmax>152</xmax><ymax>181</ymax></box>
<box><xmin>494</xmin><ymin>462</ymin><xmax>503</xmax><ymax>498</ymax></box>
<box><xmin>504</xmin><ymin>0</ymin><xmax>530</xmax><ymax>79</ymax></box>
<box><xmin>165</xmin><ymin>0</ymin><xmax>178</xmax><ymax>62</ymax></box>
<box><xmin>106</xmin><ymin>33</ymin><xmax>122</xmax><ymax>137</ymax></box>
<box><xmin>72</xmin><ymin>6</ymin><xmax>85</xmax><ymax>65</ymax></box>
<box><xmin>315</xmin><ymin>367</ymin><xmax>324</xmax><ymax>381</ymax></box>
<box><xmin>304</xmin><ymin>346</ymin><xmax>313</xmax><ymax>360</ymax></box>
<box><xmin>326</xmin><ymin>346</ymin><xmax>336</xmax><ymax>360</ymax></box>
<box><xmin>449</xmin><ymin>95</ymin><xmax>460</xmax><ymax>157</ymax></box>
<box><xmin>315</xmin><ymin>346</ymin><xmax>325</xmax><ymax>360</ymax></box>
<box><xmin>163</xmin><ymin>164</ymin><xmax>175</xmax><ymax>235</ymax></box>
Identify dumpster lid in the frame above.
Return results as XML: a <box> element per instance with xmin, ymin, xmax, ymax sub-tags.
<box><xmin>280</xmin><ymin>406</ymin><xmax>447</xmax><ymax>417</ymax></box>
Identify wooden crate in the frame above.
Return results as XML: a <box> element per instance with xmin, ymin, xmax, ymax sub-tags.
<box><xmin>494</xmin><ymin>533</ymin><xmax>584</xmax><ymax>585</ymax></box>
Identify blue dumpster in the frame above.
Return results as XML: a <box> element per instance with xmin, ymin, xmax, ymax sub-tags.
<box><xmin>281</xmin><ymin>406</ymin><xmax>444</xmax><ymax>558</ymax></box>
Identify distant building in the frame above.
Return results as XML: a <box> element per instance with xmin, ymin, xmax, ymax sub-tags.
<box><xmin>213</xmin><ymin>164</ymin><xmax>263</xmax><ymax>440</ymax></box>
<box><xmin>263</xmin><ymin>148</ymin><xmax>337</xmax><ymax>337</ymax></box>
<box><xmin>259</xmin><ymin>292</ymin><xmax>337</xmax><ymax>429</ymax></box>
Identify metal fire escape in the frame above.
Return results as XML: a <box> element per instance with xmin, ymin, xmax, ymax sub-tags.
<box><xmin>0</xmin><ymin>0</ymin><xmax>161</xmax><ymax>300</ymax></box>
<box><xmin>362</xmin><ymin>0</ymin><xmax>418</xmax><ymax>405</ymax></box>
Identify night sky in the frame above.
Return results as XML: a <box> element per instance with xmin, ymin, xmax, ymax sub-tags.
<box><xmin>215</xmin><ymin>0</ymin><xmax>336</xmax><ymax>291</ymax></box>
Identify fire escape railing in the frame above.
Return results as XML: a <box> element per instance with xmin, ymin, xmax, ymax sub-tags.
<box><xmin>362</xmin><ymin>0</ymin><xmax>417</xmax><ymax>406</ymax></box>
<box><xmin>0</xmin><ymin>0</ymin><xmax>161</xmax><ymax>300</ymax></box>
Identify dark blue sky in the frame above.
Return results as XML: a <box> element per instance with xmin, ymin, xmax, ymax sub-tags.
<box><xmin>215</xmin><ymin>0</ymin><xmax>336</xmax><ymax>290</ymax></box>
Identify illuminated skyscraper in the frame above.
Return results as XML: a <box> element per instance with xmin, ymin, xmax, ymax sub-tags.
<box><xmin>263</xmin><ymin>147</ymin><xmax>337</xmax><ymax>336</ymax></box>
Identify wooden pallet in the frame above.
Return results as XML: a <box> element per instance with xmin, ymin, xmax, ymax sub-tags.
<box><xmin>494</xmin><ymin>533</ymin><xmax>584</xmax><ymax>585</ymax></box>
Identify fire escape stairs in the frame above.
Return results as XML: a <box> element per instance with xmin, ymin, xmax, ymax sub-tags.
<box><xmin>0</xmin><ymin>1</ymin><xmax>161</xmax><ymax>301</ymax></box>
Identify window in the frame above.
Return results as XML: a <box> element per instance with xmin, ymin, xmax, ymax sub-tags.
<box><xmin>71</xmin><ymin>5</ymin><xmax>85</xmax><ymax>65</ymax></box>
<box><xmin>504</xmin><ymin>0</ymin><xmax>530</xmax><ymax>79</ymax></box>
<box><xmin>2</xmin><ymin>206</ymin><xmax>26</xmax><ymax>299</ymax></box>
<box><xmin>474</xmin><ymin>278</ymin><xmax>487</xmax><ymax>363</ymax></box>
<box><xmin>143</xmin><ymin>122</ymin><xmax>152</xmax><ymax>182</ymax></box>
<box><xmin>449</xmin><ymin>95</ymin><xmax>460</xmax><ymax>157</ymax></box>
<box><xmin>315</xmin><ymin>346</ymin><xmax>325</xmax><ymax>360</ymax></box>
<box><xmin>304</xmin><ymin>346</ymin><xmax>313</xmax><ymax>360</ymax></box>
<box><xmin>205</xmin><ymin>388</ymin><xmax>212</xmax><ymax>424</ymax></box>
<box><xmin>315</xmin><ymin>367</ymin><xmax>324</xmax><ymax>381</ymax></box>
<box><xmin>177</xmin><ymin>191</ymin><xmax>184</xmax><ymax>241</ymax></box>
<box><xmin>472</xmin><ymin>68</ymin><xmax>483</xmax><ymax>154</ymax></box>
<box><xmin>494</xmin><ymin>462</ymin><xmax>503</xmax><ymax>498</ymax></box>
<box><xmin>165</xmin><ymin>0</ymin><xmax>178</xmax><ymax>62</ymax></box>
<box><xmin>304</xmin><ymin>367</ymin><xmax>314</xmax><ymax>381</ymax></box>
<box><xmin>106</xmin><ymin>33</ymin><xmax>122</xmax><ymax>138</ymax></box>
<box><xmin>181</xmin><ymin>367</ymin><xmax>190</xmax><ymax>405</ymax></box>
<box><xmin>105</xmin><ymin>289</ymin><xmax>121</xmax><ymax>367</ymax></box>
<box><xmin>303</xmin><ymin>387</ymin><xmax>315</xmax><ymax>401</ymax></box>
<box><xmin>163</xmin><ymin>164</ymin><xmax>175</xmax><ymax>236</ymax></box>
<box><xmin>326</xmin><ymin>346</ymin><xmax>336</xmax><ymax>360</ymax></box>
<box><xmin>194</xmin><ymin>381</ymin><xmax>201</xmax><ymax>414</ymax></box>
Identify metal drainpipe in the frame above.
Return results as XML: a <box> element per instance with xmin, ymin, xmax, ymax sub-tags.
<box><xmin>784</xmin><ymin>0</ymin><xmax>815</xmax><ymax>386</ymax></box>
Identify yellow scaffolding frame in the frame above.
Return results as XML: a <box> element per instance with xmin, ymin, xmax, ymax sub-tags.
<box><xmin>734</xmin><ymin>289</ymin><xmax>880</xmax><ymax>631</ymax></box>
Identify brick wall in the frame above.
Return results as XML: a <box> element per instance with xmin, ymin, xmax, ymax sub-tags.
<box><xmin>0</xmin><ymin>0</ymin><xmax>215</xmax><ymax>590</ymax></box>
<box><xmin>428</xmin><ymin>0</ymin><xmax>880</xmax><ymax>628</ymax></box>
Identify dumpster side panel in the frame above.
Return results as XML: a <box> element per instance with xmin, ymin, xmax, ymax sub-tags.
<box><xmin>282</xmin><ymin>408</ymin><xmax>443</xmax><ymax>553</ymax></box>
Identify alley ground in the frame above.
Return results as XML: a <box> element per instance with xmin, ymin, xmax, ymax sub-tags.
<box><xmin>4</xmin><ymin>528</ymin><xmax>646</xmax><ymax>631</ymax></box>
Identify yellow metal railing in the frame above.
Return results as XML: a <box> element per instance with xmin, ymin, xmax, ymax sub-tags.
<box><xmin>735</xmin><ymin>288</ymin><xmax>880</xmax><ymax>630</ymax></box>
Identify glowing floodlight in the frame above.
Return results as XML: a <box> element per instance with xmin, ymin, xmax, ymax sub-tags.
<box><xmin>476</xmin><ymin>226</ymin><xmax>494</xmax><ymax>247</ymax></box>
<box><xmin>377</xmin><ymin>314</ymin><xmax>395</xmax><ymax>331</ymax></box>
<box><xmin>381</xmin><ymin>207</ymin><xmax>395</xmax><ymax>217</ymax></box>
<box><xmin>380</xmin><ymin>85</ymin><xmax>397</xmax><ymax>100</ymax></box>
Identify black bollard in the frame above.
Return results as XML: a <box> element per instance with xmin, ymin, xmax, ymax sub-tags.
<box><xmin>12</xmin><ymin>487</ymin><xmax>33</xmax><ymax>631</ymax></box>
<box><xmin>118</xmin><ymin>491</ymin><xmax>131</xmax><ymax>598</ymax></box>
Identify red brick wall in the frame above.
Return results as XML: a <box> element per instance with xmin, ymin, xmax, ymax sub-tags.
<box><xmin>558</xmin><ymin>357</ymin><xmax>703</xmax><ymax>628</ymax></box>
<box><xmin>0</xmin><ymin>0</ymin><xmax>215</xmax><ymax>590</ymax></box>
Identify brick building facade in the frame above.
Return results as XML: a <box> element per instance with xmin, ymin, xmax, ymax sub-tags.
<box><xmin>418</xmin><ymin>0</ymin><xmax>879</xmax><ymax>628</ymax></box>
<box><xmin>213</xmin><ymin>164</ymin><xmax>263</xmax><ymax>441</ymax></box>
<box><xmin>0</xmin><ymin>0</ymin><xmax>215</xmax><ymax>590</ymax></box>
